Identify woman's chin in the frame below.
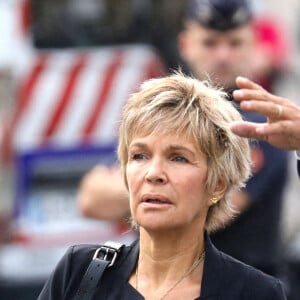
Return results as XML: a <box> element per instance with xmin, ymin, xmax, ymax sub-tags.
<box><xmin>136</xmin><ymin>216</ymin><xmax>183</xmax><ymax>233</ymax></box>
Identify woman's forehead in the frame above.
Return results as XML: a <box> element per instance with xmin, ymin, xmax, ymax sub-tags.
<box><xmin>130</xmin><ymin>130</ymin><xmax>202</xmax><ymax>151</ymax></box>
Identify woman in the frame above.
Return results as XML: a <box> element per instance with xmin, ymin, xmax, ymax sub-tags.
<box><xmin>38</xmin><ymin>72</ymin><xmax>286</xmax><ymax>299</ymax></box>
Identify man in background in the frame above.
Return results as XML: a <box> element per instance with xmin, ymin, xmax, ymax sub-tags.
<box><xmin>177</xmin><ymin>0</ymin><xmax>289</xmax><ymax>278</ymax></box>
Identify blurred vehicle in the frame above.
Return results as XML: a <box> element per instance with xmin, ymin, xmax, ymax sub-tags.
<box><xmin>0</xmin><ymin>0</ymin><xmax>167</xmax><ymax>298</ymax></box>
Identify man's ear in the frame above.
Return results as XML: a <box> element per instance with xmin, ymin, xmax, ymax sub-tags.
<box><xmin>177</xmin><ymin>31</ymin><xmax>189</xmax><ymax>60</ymax></box>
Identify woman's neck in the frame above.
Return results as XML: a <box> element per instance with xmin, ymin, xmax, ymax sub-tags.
<box><xmin>139</xmin><ymin>227</ymin><xmax>205</xmax><ymax>262</ymax></box>
<box><xmin>132</xmin><ymin>229</ymin><xmax>206</xmax><ymax>299</ymax></box>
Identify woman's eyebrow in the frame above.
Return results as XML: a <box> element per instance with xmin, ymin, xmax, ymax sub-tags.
<box><xmin>128</xmin><ymin>142</ymin><xmax>147</xmax><ymax>150</ymax></box>
<box><xmin>168</xmin><ymin>145</ymin><xmax>195</xmax><ymax>155</ymax></box>
<box><xmin>129</xmin><ymin>143</ymin><xmax>196</xmax><ymax>156</ymax></box>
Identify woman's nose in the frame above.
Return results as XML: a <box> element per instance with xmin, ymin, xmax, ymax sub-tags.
<box><xmin>145</xmin><ymin>159</ymin><xmax>167</xmax><ymax>184</ymax></box>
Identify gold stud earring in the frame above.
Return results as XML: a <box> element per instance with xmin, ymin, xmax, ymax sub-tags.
<box><xmin>211</xmin><ymin>197</ymin><xmax>219</xmax><ymax>204</ymax></box>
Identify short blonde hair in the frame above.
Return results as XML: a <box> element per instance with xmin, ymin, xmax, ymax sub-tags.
<box><xmin>118</xmin><ymin>71</ymin><xmax>251</xmax><ymax>232</ymax></box>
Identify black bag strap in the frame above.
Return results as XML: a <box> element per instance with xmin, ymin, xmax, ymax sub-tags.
<box><xmin>74</xmin><ymin>241</ymin><xmax>124</xmax><ymax>300</ymax></box>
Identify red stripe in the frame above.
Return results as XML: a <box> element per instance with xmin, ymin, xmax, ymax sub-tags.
<box><xmin>42</xmin><ymin>54</ymin><xmax>88</xmax><ymax>140</ymax></box>
<box><xmin>83</xmin><ymin>51</ymin><xmax>124</xmax><ymax>141</ymax></box>
<box><xmin>1</xmin><ymin>55</ymin><xmax>48</xmax><ymax>163</ymax></box>
<box><xmin>19</xmin><ymin>0</ymin><xmax>31</xmax><ymax>36</ymax></box>
<box><xmin>14</xmin><ymin>55</ymin><xmax>49</xmax><ymax>126</ymax></box>
<box><xmin>111</xmin><ymin>55</ymin><xmax>167</xmax><ymax>144</ymax></box>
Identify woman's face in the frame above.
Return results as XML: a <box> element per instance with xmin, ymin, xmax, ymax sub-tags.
<box><xmin>126</xmin><ymin>132</ymin><xmax>212</xmax><ymax>232</ymax></box>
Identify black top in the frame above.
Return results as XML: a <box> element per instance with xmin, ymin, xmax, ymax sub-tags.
<box><xmin>38</xmin><ymin>234</ymin><xmax>286</xmax><ymax>300</ymax></box>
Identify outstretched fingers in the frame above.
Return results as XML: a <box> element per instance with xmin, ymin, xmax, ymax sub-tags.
<box><xmin>230</xmin><ymin>121</ymin><xmax>265</xmax><ymax>139</ymax></box>
<box><xmin>235</xmin><ymin>76</ymin><xmax>264</xmax><ymax>91</ymax></box>
<box><xmin>239</xmin><ymin>101</ymin><xmax>285</xmax><ymax>120</ymax></box>
<box><xmin>231</xmin><ymin>119</ymin><xmax>299</xmax><ymax>150</ymax></box>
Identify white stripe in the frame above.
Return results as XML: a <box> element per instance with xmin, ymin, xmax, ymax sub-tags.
<box><xmin>91</xmin><ymin>45</ymin><xmax>156</xmax><ymax>144</ymax></box>
<box><xmin>13</xmin><ymin>53</ymin><xmax>79</xmax><ymax>151</ymax></box>
<box><xmin>52</xmin><ymin>49</ymin><xmax>116</xmax><ymax>147</ymax></box>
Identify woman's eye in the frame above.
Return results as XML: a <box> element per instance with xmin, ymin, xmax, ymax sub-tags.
<box><xmin>172</xmin><ymin>156</ymin><xmax>188</xmax><ymax>163</ymax></box>
<box><xmin>131</xmin><ymin>153</ymin><xmax>147</xmax><ymax>160</ymax></box>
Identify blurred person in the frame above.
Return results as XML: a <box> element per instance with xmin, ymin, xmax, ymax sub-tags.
<box><xmin>78</xmin><ymin>0</ymin><xmax>289</xmax><ymax>279</ymax></box>
<box><xmin>39</xmin><ymin>72</ymin><xmax>287</xmax><ymax>300</ymax></box>
<box><xmin>78</xmin><ymin>165</ymin><xmax>130</xmax><ymax>221</ymax></box>
<box><xmin>178</xmin><ymin>0</ymin><xmax>289</xmax><ymax>278</ymax></box>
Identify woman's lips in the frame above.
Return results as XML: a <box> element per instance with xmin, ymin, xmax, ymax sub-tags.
<box><xmin>141</xmin><ymin>194</ymin><xmax>172</xmax><ymax>206</ymax></box>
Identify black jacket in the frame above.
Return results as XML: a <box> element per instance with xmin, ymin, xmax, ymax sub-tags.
<box><xmin>38</xmin><ymin>235</ymin><xmax>286</xmax><ymax>299</ymax></box>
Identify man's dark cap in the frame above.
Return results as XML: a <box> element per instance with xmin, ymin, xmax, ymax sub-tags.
<box><xmin>186</xmin><ymin>0</ymin><xmax>253</xmax><ymax>31</ymax></box>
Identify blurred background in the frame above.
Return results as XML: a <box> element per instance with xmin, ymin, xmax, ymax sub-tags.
<box><xmin>0</xmin><ymin>0</ymin><xmax>300</xmax><ymax>299</ymax></box>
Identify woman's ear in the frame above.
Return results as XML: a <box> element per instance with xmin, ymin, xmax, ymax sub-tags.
<box><xmin>207</xmin><ymin>179</ymin><xmax>228</xmax><ymax>207</ymax></box>
<box><xmin>214</xmin><ymin>178</ymin><xmax>228</xmax><ymax>198</ymax></box>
